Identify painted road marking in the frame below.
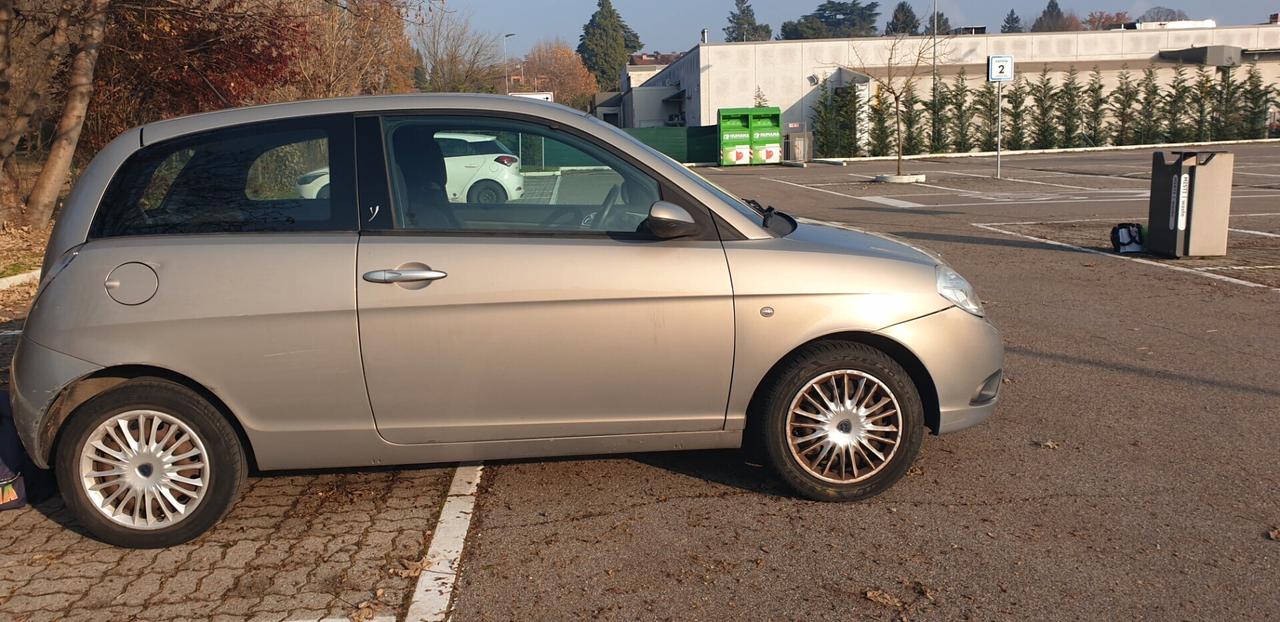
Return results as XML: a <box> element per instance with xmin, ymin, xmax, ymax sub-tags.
<box><xmin>973</xmin><ymin>222</ymin><xmax>1280</xmax><ymax>293</ymax></box>
<box><xmin>859</xmin><ymin>195</ymin><xmax>925</xmax><ymax>208</ymax></box>
<box><xmin>405</xmin><ymin>463</ymin><xmax>484</xmax><ymax>622</ymax></box>
<box><xmin>933</xmin><ymin>169</ymin><xmax>1099</xmax><ymax>191</ymax></box>
<box><xmin>1230</xmin><ymin>228</ymin><xmax>1280</xmax><ymax>238</ymax></box>
<box><xmin>1200</xmin><ymin>265</ymin><xmax>1280</xmax><ymax>271</ymax></box>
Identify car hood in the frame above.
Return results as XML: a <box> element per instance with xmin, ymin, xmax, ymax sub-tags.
<box><xmin>789</xmin><ymin>218</ymin><xmax>943</xmax><ymax>266</ymax></box>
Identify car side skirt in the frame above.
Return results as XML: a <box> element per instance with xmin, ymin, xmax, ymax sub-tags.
<box><xmin>248</xmin><ymin>429</ymin><xmax>743</xmax><ymax>471</ymax></box>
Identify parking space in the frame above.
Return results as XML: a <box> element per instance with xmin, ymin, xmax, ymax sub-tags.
<box><xmin>3</xmin><ymin>144</ymin><xmax>1279</xmax><ymax>620</ymax></box>
<box><xmin>451</xmin><ymin>144</ymin><xmax>1280</xmax><ymax>620</ymax></box>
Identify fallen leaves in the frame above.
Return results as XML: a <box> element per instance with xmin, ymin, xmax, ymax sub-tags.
<box><xmin>392</xmin><ymin>556</ymin><xmax>431</xmax><ymax>578</ymax></box>
<box><xmin>1268</xmin><ymin>527</ymin><xmax>1280</xmax><ymax>541</ymax></box>
<box><xmin>1032</xmin><ymin>439</ymin><xmax>1061</xmax><ymax>450</ymax></box>
<box><xmin>865</xmin><ymin>590</ymin><xmax>902</xmax><ymax>608</ymax></box>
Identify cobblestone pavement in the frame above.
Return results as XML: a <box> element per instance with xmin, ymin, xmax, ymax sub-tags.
<box><xmin>0</xmin><ymin>467</ymin><xmax>450</xmax><ymax>621</ymax></box>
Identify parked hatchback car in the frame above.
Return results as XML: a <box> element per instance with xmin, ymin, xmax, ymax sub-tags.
<box><xmin>10</xmin><ymin>94</ymin><xmax>1002</xmax><ymax>548</ymax></box>
<box><xmin>294</xmin><ymin>132</ymin><xmax>524</xmax><ymax>204</ymax></box>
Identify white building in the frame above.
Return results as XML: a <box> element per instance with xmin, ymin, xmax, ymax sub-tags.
<box><xmin>615</xmin><ymin>24</ymin><xmax>1280</xmax><ymax>130</ymax></box>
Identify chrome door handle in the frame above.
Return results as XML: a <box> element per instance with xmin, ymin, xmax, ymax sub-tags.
<box><xmin>363</xmin><ymin>269</ymin><xmax>448</xmax><ymax>284</ymax></box>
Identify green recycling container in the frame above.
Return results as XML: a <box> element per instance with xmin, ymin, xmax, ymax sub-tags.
<box><xmin>717</xmin><ymin>108</ymin><xmax>753</xmax><ymax>166</ymax></box>
<box><xmin>749</xmin><ymin>107</ymin><xmax>782</xmax><ymax>164</ymax></box>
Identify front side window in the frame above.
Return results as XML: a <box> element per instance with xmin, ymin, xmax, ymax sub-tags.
<box><xmin>92</xmin><ymin>115</ymin><xmax>355</xmax><ymax>237</ymax></box>
<box><xmin>378</xmin><ymin>115</ymin><xmax>663</xmax><ymax>234</ymax></box>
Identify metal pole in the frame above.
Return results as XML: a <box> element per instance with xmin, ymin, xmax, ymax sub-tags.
<box><xmin>996</xmin><ymin>80</ymin><xmax>1003</xmax><ymax>179</ymax></box>
<box><xmin>502</xmin><ymin>33</ymin><xmax>516</xmax><ymax>94</ymax></box>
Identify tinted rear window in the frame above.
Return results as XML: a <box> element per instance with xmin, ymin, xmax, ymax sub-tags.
<box><xmin>92</xmin><ymin>115</ymin><xmax>355</xmax><ymax>237</ymax></box>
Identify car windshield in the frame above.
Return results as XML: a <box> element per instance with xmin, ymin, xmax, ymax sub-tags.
<box><xmin>579</xmin><ymin>113</ymin><xmax>796</xmax><ymax>236</ymax></box>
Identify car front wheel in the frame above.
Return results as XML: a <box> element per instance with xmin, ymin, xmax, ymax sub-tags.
<box><xmin>759</xmin><ymin>341</ymin><xmax>924</xmax><ymax>501</ymax></box>
<box><xmin>54</xmin><ymin>378</ymin><xmax>247</xmax><ymax>548</ymax></box>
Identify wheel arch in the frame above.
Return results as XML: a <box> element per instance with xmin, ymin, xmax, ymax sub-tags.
<box><xmin>41</xmin><ymin>365</ymin><xmax>260</xmax><ymax>471</ymax></box>
<box><xmin>745</xmin><ymin>331</ymin><xmax>942</xmax><ymax>443</ymax></box>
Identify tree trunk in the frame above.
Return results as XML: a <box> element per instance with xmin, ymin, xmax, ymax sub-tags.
<box><xmin>25</xmin><ymin>0</ymin><xmax>110</xmax><ymax>228</ymax></box>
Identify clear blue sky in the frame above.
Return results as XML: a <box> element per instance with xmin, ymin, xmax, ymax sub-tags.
<box><xmin>454</xmin><ymin>0</ymin><xmax>1275</xmax><ymax>56</ymax></box>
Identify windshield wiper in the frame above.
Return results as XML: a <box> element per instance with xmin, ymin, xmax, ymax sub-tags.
<box><xmin>760</xmin><ymin>205</ymin><xmax>777</xmax><ymax>227</ymax></box>
<box><xmin>744</xmin><ymin>198</ymin><xmax>765</xmax><ymax>213</ymax></box>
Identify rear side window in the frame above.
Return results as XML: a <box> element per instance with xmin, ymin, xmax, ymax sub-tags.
<box><xmin>92</xmin><ymin>115</ymin><xmax>355</xmax><ymax>237</ymax></box>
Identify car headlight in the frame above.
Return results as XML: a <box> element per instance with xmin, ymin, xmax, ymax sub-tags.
<box><xmin>936</xmin><ymin>265</ymin><xmax>984</xmax><ymax>317</ymax></box>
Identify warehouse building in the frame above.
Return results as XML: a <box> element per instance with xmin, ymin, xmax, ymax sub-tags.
<box><xmin>604</xmin><ymin>23</ymin><xmax>1280</xmax><ymax>133</ymax></box>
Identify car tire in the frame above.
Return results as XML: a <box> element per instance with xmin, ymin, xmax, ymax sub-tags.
<box><xmin>467</xmin><ymin>180</ymin><xmax>507</xmax><ymax>204</ymax></box>
<box><xmin>54</xmin><ymin>378</ymin><xmax>247</xmax><ymax>548</ymax></box>
<box><xmin>757</xmin><ymin>341</ymin><xmax>924</xmax><ymax>502</ymax></box>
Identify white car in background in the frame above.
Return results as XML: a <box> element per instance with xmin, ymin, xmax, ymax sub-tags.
<box><xmin>296</xmin><ymin>132</ymin><xmax>524</xmax><ymax>203</ymax></box>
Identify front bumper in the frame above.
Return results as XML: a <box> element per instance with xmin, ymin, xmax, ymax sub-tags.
<box><xmin>8</xmin><ymin>337</ymin><xmax>101</xmax><ymax>468</ymax></box>
<box><xmin>875</xmin><ymin>306</ymin><xmax>1004</xmax><ymax>434</ymax></box>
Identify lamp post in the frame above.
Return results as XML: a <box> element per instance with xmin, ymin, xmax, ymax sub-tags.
<box><xmin>503</xmin><ymin>33</ymin><xmax>516</xmax><ymax>94</ymax></box>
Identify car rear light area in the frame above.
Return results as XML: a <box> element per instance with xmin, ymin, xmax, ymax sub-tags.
<box><xmin>494</xmin><ymin>155</ymin><xmax>518</xmax><ymax>167</ymax></box>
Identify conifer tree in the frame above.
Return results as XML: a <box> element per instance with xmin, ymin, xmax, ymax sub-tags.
<box><xmin>869</xmin><ymin>88</ymin><xmax>894</xmax><ymax>156</ymax></box>
<box><xmin>754</xmin><ymin>86</ymin><xmax>769</xmax><ymax>107</ymax></box>
<box><xmin>578</xmin><ymin>0</ymin><xmax>643</xmax><ymax>91</ymax></box>
<box><xmin>1189</xmin><ymin>65</ymin><xmax>1215</xmax><ymax>142</ymax></box>
<box><xmin>1162</xmin><ymin>64</ymin><xmax>1193</xmax><ymax>143</ymax></box>
<box><xmin>1056</xmin><ymin>66</ymin><xmax>1085</xmax><ymax>147</ymax></box>
<box><xmin>1001</xmin><ymin>10</ymin><xmax>1024</xmax><ymax>33</ymax></box>
<box><xmin>1240</xmin><ymin>63</ymin><xmax>1272</xmax><ymax>139</ymax></box>
<box><xmin>975</xmin><ymin>81</ymin><xmax>1000</xmax><ymax>152</ymax></box>
<box><xmin>812</xmin><ymin>78</ymin><xmax>840</xmax><ymax>157</ymax></box>
<box><xmin>1212</xmin><ymin>66</ymin><xmax>1242</xmax><ymax>141</ymax></box>
<box><xmin>885</xmin><ymin>2</ymin><xmax>921</xmax><ymax>35</ymax></box>
<box><xmin>1029</xmin><ymin>67</ymin><xmax>1058</xmax><ymax>149</ymax></box>
<box><xmin>1082</xmin><ymin>67</ymin><xmax>1108</xmax><ymax>147</ymax></box>
<box><xmin>837</xmin><ymin>83</ymin><xmax>867</xmax><ymax>156</ymax></box>
<box><xmin>1109</xmin><ymin>67</ymin><xmax>1140</xmax><ymax>145</ymax></box>
<box><xmin>724</xmin><ymin>0</ymin><xmax>773</xmax><ymax>42</ymax></box>
<box><xmin>928</xmin><ymin>79</ymin><xmax>949</xmax><ymax>152</ymax></box>
<box><xmin>1004</xmin><ymin>76</ymin><xmax>1030</xmax><ymax>150</ymax></box>
<box><xmin>948</xmin><ymin>69</ymin><xmax>975</xmax><ymax>152</ymax></box>
<box><xmin>1135</xmin><ymin>67</ymin><xmax>1165</xmax><ymax>144</ymax></box>
<box><xmin>901</xmin><ymin>82</ymin><xmax>926</xmax><ymax>155</ymax></box>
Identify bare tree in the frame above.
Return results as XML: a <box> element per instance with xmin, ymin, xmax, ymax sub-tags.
<box><xmin>414</xmin><ymin>7</ymin><xmax>501</xmax><ymax>93</ymax></box>
<box><xmin>847</xmin><ymin>35</ymin><xmax>948</xmax><ymax>175</ymax></box>
<box><xmin>266</xmin><ymin>0</ymin><xmax>418</xmax><ymax>102</ymax></box>
<box><xmin>24</xmin><ymin>0</ymin><xmax>109</xmax><ymax>228</ymax></box>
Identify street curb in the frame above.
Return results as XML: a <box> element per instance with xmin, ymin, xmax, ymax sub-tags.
<box><xmin>812</xmin><ymin>138</ymin><xmax>1280</xmax><ymax>165</ymax></box>
<box><xmin>0</xmin><ymin>269</ymin><xmax>39</xmax><ymax>291</ymax></box>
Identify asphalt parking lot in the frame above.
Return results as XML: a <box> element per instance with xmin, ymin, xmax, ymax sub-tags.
<box><xmin>3</xmin><ymin>144</ymin><xmax>1279</xmax><ymax>620</ymax></box>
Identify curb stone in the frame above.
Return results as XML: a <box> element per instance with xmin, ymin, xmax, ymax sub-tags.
<box><xmin>0</xmin><ymin>269</ymin><xmax>39</xmax><ymax>291</ymax></box>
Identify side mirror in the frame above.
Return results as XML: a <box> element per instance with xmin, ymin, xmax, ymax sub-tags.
<box><xmin>644</xmin><ymin>201</ymin><xmax>701</xmax><ymax>239</ymax></box>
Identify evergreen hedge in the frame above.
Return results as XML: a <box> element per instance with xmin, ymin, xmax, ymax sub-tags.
<box><xmin>807</xmin><ymin>63</ymin><xmax>1275</xmax><ymax>159</ymax></box>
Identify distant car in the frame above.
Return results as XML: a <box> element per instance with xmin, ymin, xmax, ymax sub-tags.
<box><xmin>11</xmin><ymin>94</ymin><xmax>1002</xmax><ymax>548</ymax></box>
<box><xmin>295</xmin><ymin>132</ymin><xmax>524</xmax><ymax>204</ymax></box>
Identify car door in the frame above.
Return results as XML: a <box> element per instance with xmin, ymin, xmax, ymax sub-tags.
<box><xmin>354</xmin><ymin>114</ymin><xmax>735</xmax><ymax>445</ymax></box>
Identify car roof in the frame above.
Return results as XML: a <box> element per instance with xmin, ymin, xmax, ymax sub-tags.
<box><xmin>138</xmin><ymin>93</ymin><xmax>586</xmax><ymax>146</ymax></box>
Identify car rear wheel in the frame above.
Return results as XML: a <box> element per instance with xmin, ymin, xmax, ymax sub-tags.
<box><xmin>54</xmin><ymin>378</ymin><xmax>247</xmax><ymax>548</ymax></box>
<box><xmin>758</xmin><ymin>341</ymin><xmax>924</xmax><ymax>501</ymax></box>
<box><xmin>467</xmin><ymin>179</ymin><xmax>507</xmax><ymax>204</ymax></box>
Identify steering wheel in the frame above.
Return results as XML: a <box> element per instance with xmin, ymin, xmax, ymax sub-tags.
<box><xmin>538</xmin><ymin>184</ymin><xmax>622</xmax><ymax>230</ymax></box>
<box><xmin>592</xmin><ymin>184</ymin><xmax>622</xmax><ymax>230</ymax></box>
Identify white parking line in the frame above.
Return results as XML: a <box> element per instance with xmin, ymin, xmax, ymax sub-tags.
<box><xmin>972</xmin><ymin>222</ymin><xmax>1280</xmax><ymax>293</ymax></box>
<box><xmin>405</xmin><ymin>463</ymin><xmax>484</xmax><ymax>622</ymax></box>
<box><xmin>932</xmin><ymin>169</ymin><xmax>1099</xmax><ymax>191</ymax></box>
<box><xmin>1230</xmin><ymin>227</ymin><xmax>1280</xmax><ymax>238</ymax></box>
<box><xmin>1201</xmin><ymin>265</ymin><xmax>1280</xmax><ymax>271</ymax></box>
<box><xmin>0</xmin><ymin>330</ymin><xmax>20</xmax><ymax>337</ymax></box>
<box><xmin>859</xmin><ymin>195</ymin><xmax>925</xmax><ymax>208</ymax></box>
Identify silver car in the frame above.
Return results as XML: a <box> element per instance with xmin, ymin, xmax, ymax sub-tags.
<box><xmin>10</xmin><ymin>95</ymin><xmax>1002</xmax><ymax>548</ymax></box>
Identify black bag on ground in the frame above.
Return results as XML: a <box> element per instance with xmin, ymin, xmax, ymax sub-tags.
<box><xmin>0</xmin><ymin>414</ymin><xmax>29</xmax><ymax>510</ymax></box>
<box><xmin>1110</xmin><ymin>223</ymin><xmax>1144</xmax><ymax>254</ymax></box>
